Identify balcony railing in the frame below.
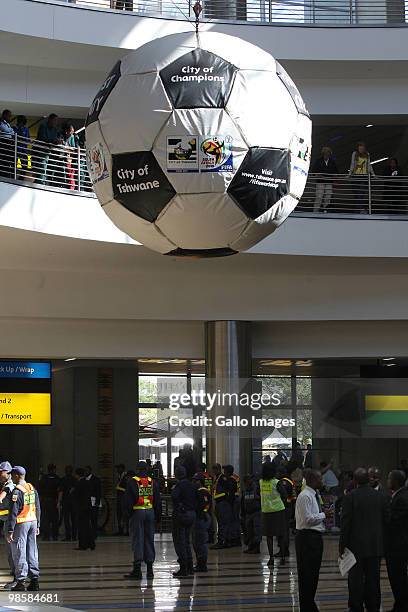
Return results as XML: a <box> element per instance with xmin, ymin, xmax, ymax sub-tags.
<box><xmin>1</xmin><ymin>134</ymin><xmax>407</xmax><ymax>216</ymax></box>
<box><xmin>298</xmin><ymin>173</ymin><xmax>408</xmax><ymax>215</ymax></box>
<box><xmin>36</xmin><ymin>0</ymin><xmax>408</xmax><ymax>26</ymax></box>
<box><xmin>0</xmin><ymin>133</ymin><xmax>92</xmax><ymax>193</ymax></box>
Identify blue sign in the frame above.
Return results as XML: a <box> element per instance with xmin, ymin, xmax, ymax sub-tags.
<box><xmin>0</xmin><ymin>362</ymin><xmax>51</xmax><ymax>379</ymax></box>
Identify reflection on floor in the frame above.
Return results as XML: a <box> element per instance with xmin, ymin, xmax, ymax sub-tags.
<box><xmin>0</xmin><ymin>535</ymin><xmax>393</xmax><ymax>611</ymax></box>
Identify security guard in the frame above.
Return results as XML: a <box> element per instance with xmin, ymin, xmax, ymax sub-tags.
<box><xmin>124</xmin><ymin>461</ymin><xmax>160</xmax><ymax>581</ymax></box>
<box><xmin>0</xmin><ymin>461</ymin><xmax>16</xmax><ymax>588</ymax></box>
<box><xmin>230</xmin><ymin>467</ymin><xmax>242</xmax><ymax>546</ymax></box>
<box><xmin>241</xmin><ymin>474</ymin><xmax>261</xmax><ymax>554</ymax></box>
<box><xmin>277</xmin><ymin>467</ymin><xmax>297</xmax><ymax>557</ymax></box>
<box><xmin>201</xmin><ymin>463</ymin><xmax>214</xmax><ymax>543</ymax></box>
<box><xmin>192</xmin><ymin>472</ymin><xmax>212</xmax><ymax>572</ymax></box>
<box><xmin>115</xmin><ymin>464</ymin><xmax>127</xmax><ymax>536</ymax></box>
<box><xmin>210</xmin><ymin>463</ymin><xmax>233</xmax><ymax>549</ymax></box>
<box><xmin>7</xmin><ymin>466</ymin><xmax>40</xmax><ymax>592</ymax></box>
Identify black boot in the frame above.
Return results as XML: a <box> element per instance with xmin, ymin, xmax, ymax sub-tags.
<box><xmin>124</xmin><ymin>562</ymin><xmax>142</xmax><ymax>580</ymax></box>
<box><xmin>194</xmin><ymin>559</ymin><xmax>208</xmax><ymax>573</ymax></box>
<box><xmin>172</xmin><ymin>564</ymin><xmax>188</xmax><ymax>578</ymax></box>
<box><xmin>210</xmin><ymin>541</ymin><xmax>227</xmax><ymax>549</ymax></box>
<box><xmin>146</xmin><ymin>563</ymin><xmax>154</xmax><ymax>579</ymax></box>
<box><xmin>27</xmin><ymin>578</ymin><xmax>39</xmax><ymax>592</ymax></box>
<box><xmin>11</xmin><ymin>581</ymin><xmax>26</xmax><ymax>591</ymax></box>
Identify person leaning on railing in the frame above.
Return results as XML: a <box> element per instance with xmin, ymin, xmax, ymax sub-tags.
<box><xmin>312</xmin><ymin>146</ymin><xmax>338</xmax><ymax>213</ymax></box>
<box><xmin>13</xmin><ymin>116</ymin><xmax>30</xmax><ymax>178</ymax></box>
<box><xmin>32</xmin><ymin>114</ymin><xmax>62</xmax><ymax>187</ymax></box>
<box><xmin>0</xmin><ymin>109</ymin><xmax>15</xmax><ymax>179</ymax></box>
<box><xmin>62</xmin><ymin>123</ymin><xmax>80</xmax><ymax>190</ymax></box>
<box><xmin>348</xmin><ymin>141</ymin><xmax>375</xmax><ymax>213</ymax></box>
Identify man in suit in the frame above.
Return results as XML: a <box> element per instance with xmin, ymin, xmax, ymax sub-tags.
<box><xmin>73</xmin><ymin>468</ymin><xmax>95</xmax><ymax>551</ymax></box>
<box><xmin>385</xmin><ymin>470</ymin><xmax>408</xmax><ymax>612</ymax></box>
<box><xmin>84</xmin><ymin>466</ymin><xmax>101</xmax><ymax>540</ymax></box>
<box><xmin>340</xmin><ymin>467</ymin><xmax>389</xmax><ymax>612</ymax></box>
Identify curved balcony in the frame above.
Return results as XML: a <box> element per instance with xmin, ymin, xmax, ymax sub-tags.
<box><xmin>28</xmin><ymin>0</ymin><xmax>408</xmax><ymax>26</ymax></box>
<box><xmin>1</xmin><ymin>132</ymin><xmax>408</xmax><ymax>259</ymax></box>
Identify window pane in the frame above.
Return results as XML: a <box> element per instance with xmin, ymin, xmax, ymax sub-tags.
<box><xmin>296</xmin><ymin>409</ymin><xmax>313</xmax><ymax>445</ymax></box>
<box><xmin>297</xmin><ymin>376</ymin><xmax>312</xmax><ymax>405</ymax></box>
<box><xmin>258</xmin><ymin>376</ymin><xmax>292</xmax><ymax>405</ymax></box>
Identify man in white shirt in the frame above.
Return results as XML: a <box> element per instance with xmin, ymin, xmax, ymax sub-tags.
<box><xmin>295</xmin><ymin>469</ymin><xmax>330</xmax><ymax>612</ymax></box>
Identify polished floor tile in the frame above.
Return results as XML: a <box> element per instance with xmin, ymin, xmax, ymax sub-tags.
<box><xmin>0</xmin><ymin>535</ymin><xmax>394</xmax><ymax>611</ymax></box>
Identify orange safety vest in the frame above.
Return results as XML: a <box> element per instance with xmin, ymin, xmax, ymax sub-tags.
<box><xmin>16</xmin><ymin>483</ymin><xmax>37</xmax><ymax>524</ymax></box>
<box><xmin>198</xmin><ymin>487</ymin><xmax>211</xmax><ymax>512</ymax></box>
<box><xmin>232</xmin><ymin>474</ymin><xmax>241</xmax><ymax>496</ymax></box>
<box><xmin>282</xmin><ymin>477</ymin><xmax>297</xmax><ymax>502</ymax></box>
<box><xmin>132</xmin><ymin>476</ymin><xmax>153</xmax><ymax>510</ymax></box>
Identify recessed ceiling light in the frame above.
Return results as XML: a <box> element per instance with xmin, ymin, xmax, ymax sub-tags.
<box><xmin>365</xmin><ymin>124</ymin><xmax>373</xmax><ymax>128</ymax></box>
<box><xmin>64</xmin><ymin>357</ymin><xmax>77</xmax><ymax>362</ymax></box>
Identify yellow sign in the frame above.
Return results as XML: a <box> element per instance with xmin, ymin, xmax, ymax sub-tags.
<box><xmin>0</xmin><ymin>393</ymin><xmax>51</xmax><ymax>425</ymax></box>
<box><xmin>366</xmin><ymin>395</ymin><xmax>408</xmax><ymax>411</ymax></box>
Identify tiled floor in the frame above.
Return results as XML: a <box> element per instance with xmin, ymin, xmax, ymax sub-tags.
<box><xmin>0</xmin><ymin>535</ymin><xmax>394</xmax><ymax>611</ymax></box>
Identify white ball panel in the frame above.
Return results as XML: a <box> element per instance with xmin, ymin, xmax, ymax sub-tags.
<box><xmin>156</xmin><ymin>193</ymin><xmax>248</xmax><ymax>249</ymax></box>
<box><xmin>230</xmin><ymin>194</ymin><xmax>298</xmax><ymax>251</ymax></box>
<box><xmin>103</xmin><ymin>200</ymin><xmax>177</xmax><ymax>254</ymax></box>
<box><xmin>198</xmin><ymin>32</ymin><xmax>276</xmax><ymax>71</ymax></box>
<box><xmin>289</xmin><ymin>114</ymin><xmax>312</xmax><ymax>199</ymax></box>
<box><xmin>99</xmin><ymin>74</ymin><xmax>172</xmax><ymax>155</ymax></box>
<box><xmin>120</xmin><ymin>33</ymin><xmax>196</xmax><ymax>75</ymax></box>
<box><xmin>85</xmin><ymin>121</ymin><xmax>113</xmax><ymax>205</ymax></box>
<box><xmin>226</xmin><ymin>70</ymin><xmax>298</xmax><ymax>149</ymax></box>
<box><xmin>153</xmin><ymin>108</ymin><xmax>248</xmax><ymax>194</ymax></box>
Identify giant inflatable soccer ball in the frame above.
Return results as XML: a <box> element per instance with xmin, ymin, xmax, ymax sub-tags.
<box><xmin>85</xmin><ymin>32</ymin><xmax>311</xmax><ymax>257</ymax></box>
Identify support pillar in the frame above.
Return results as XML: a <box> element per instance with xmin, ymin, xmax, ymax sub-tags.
<box><xmin>205</xmin><ymin>321</ymin><xmax>253</xmax><ymax>477</ymax></box>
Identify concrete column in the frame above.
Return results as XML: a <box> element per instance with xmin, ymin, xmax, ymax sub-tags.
<box><xmin>205</xmin><ymin>321</ymin><xmax>253</xmax><ymax>477</ymax></box>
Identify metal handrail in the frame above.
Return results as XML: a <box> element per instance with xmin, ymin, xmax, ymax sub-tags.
<box><xmin>0</xmin><ymin>133</ymin><xmax>92</xmax><ymax>193</ymax></box>
<box><xmin>298</xmin><ymin>172</ymin><xmax>408</xmax><ymax>215</ymax></box>
<box><xmin>29</xmin><ymin>0</ymin><xmax>408</xmax><ymax>26</ymax></box>
<box><xmin>1</xmin><ymin>135</ymin><xmax>407</xmax><ymax>216</ymax></box>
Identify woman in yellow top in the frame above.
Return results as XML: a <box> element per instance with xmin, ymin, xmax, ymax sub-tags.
<box><xmin>349</xmin><ymin>142</ymin><xmax>375</xmax><ymax>212</ymax></box>
<box><xmin>259</xmin><ymin>462</ymin><xmax>287</xmax><ymax>566</ymax></box>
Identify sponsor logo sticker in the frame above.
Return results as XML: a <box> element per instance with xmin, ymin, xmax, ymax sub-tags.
<box><xmin>87</xmin><ymin>143</ymin><xmax>109</xmax><ymax>184</ymax></box>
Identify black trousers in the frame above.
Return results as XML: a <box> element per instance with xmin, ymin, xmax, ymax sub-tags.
<box><xmin>90</xmin><ymin>507</ymin><xmax>98</xmax><ymax>539</ymax></box>
<box><xmin>386</xmin><ymin>555</ymin><xmax>408</xmax><ymax>612</ymax></box>
<box><xmin>62</xmin><ymin>501</ymin><xmax>77</xmax><ymax>540</ymax></box>
<box><xmin>348</xmin><ymin>556</ymin><xmax>381</xmax><ymax>612</ymax></box>
<box><xmin>77</xmin><ymin>508</ymin><xmax>95</xmax><ymax>550</ymax></box>
<box><xmin>41</xmin><ymin>499</ymin><xmax>59</xmax><ymax>540</ymax></box>
<box><xmin>295</xmin><ymin>530</ymin><xmax>323</xmax><ymax>612</ymax></box>
<box><xmin>172</xmin><ymin>512</ymin><xmax>195</xmax><ymax>566</ymax></box>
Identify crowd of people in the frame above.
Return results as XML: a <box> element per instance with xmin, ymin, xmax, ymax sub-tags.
<box><xmin>312</xmin><ymin>141</ymin><xmax>404</xmax><ymax>213</ymax></box>
<box><xmin>1</xmin><ymin>447</ymin><xmax>408</xmax><ymax>611</ymax></box>
<box><xmin>0</xmin><ymin>109</ymin><xmax>89</xmax><ymax>190</ymax></box>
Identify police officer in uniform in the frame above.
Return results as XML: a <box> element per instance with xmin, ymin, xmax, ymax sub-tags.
<box><xmin>192</xmin><ymin>472</ymin><xmax>212</xmax><ymax>572</ymax></box>
<box><xmin>200</xmin><ymin>463</ymin><xmax>214</xmax><ymax>543</ymax></box>
<box><xmin>277</xmin><ymin>467</ymin><xmax>297</xmax><ymax>557</ymax></box>
<box><xmin>229</xmin><ymin>467</ymin><xmax>242</xmax><ymax>546</ymax></box>
<box><xmin>0</xmin><ymin>461</ymin><xmax>16</xmax><ymax>588</ymax></box>
<box><xmin>124</xmin><ymin>461</ymin><xmax>160</xmax><ymax>581</ymax></box>
<box><xmin>115</xmin><ymin>464</ymin><xmax>127</xmax><ymax>536</ymax></box>
<box><xmin>7</xmin><ymin>466</ymin><xmax>40</xmax><ymax>592</ymax></box>
<box><xmin>211</xmin><ymin>463</ymin><xmax>233</xmax><ymax>549</ymax></box>
<box><xmin>241</xmin><ymin>474</ymin><xmax>261</xmax><ymax>554</ymax></box>
<box><xmin>171</xmin><ymin>466</ymin><xmax>196</xmax><ymax>578</ymax></box>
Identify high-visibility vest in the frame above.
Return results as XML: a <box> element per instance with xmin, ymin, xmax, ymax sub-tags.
<box><xmin>213</xmin><ymin>474</ymin><xmax>226</xmax><ymax>500</ymax></box>
<box><xmin>116</xmin><ymin>474</ymin><xmax>126</xmax><ymax>493</ymax></box>
<box><xmin>132</xmin><ymin>476</ymin><xmax>153</xmax><ymax>510</ymax></box>
<box><xmin>16</xmin><ymin>483</ymin><xmax>37</xmax><ymax>524</ymax></box>
<box><xmin>260</xmin><ymin>478</ymin><xmax>285</xmax><ymax>513</ymax></box>
<box><xmin>232</xmin><ymin>474</ymin><xmax>241</xmax><ymax>496</ymax></box>
<box><xmin>198</xmin><ymin>487</ymin><xmax>211</xmax><ymax>512</ymax></box>
<box><xmin>203</xmin><ymin>472</ymin><xmax>213</xmax><ymax>492</ymax></box>
<box><xmin>282</xmin><ymin>477</ymin><xmax>297</xmax><ymax>502</ymax></box>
